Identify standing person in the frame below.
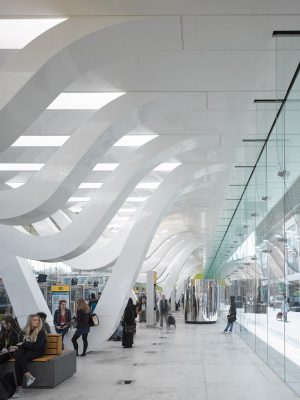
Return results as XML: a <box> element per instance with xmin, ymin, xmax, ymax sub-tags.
<box><xmin>223</xmin><ymin>296</ymin><xmax>237</xmax><ymax>333</ymax></box>
<box><xmin>0</xmin><ymin>315</ymin><xmax>23</xmax><ymax>364</ymax></box>
<box><xmin>281</xmin><ymin>298</ymin><xmax>289</xmax><ymax>322</ymax></box>
<box><xmin>53</xmin><ymin>300</ymin><xmax>71</xmax><ymax>348</ymax></box>
<box><xmin>71</xmin><ymin>298</ymin><xmax>90</xmax><ymax>356</ymax></box>
<box><xmin>159</xmin><ymin>294</ymin><xmax>169</xmax><ymax>328</ymax></box>
<box><xmin>13</xmin><ymin>314</ymin><xmax>47</xmax><ymax>397</ymax></box>
<box><xmin>36</xmin><ymin>312</ymin><xmax>51</xmax><ymax>334</ymax></box>
<box><xmin>88</xmin><ymin>293</ymin><xmax>98</xmax><ymax>313</ymax></box>
<box><xmin>138</xmin><ymin>297</ymin><xmax>147</xmax><ymax>322</ymax></box>
<box><xmin>122</xmin><ymin>298</ymin><xmax>136</xmax><ymax>349</ymax></box>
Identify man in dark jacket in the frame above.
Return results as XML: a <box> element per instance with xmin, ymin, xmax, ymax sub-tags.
<box><xmin>159</xmin><ymin>295</ymin><xmax>169</xmax><ymax>328</ymax></box>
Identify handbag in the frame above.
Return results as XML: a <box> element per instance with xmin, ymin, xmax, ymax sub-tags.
<box><xmin>124</xmin><ymin>323</ymin><xmax>136</xmax><ymax>334</ymax></box>
<box><xmin>89</xmin><ymin>314</ymin><xmax>99</xmax><ymax>327</ymax></box>
<box><xmin>227</xmin><ymin>314</ymin><xmax>236</xmax><ymax>323</ymax></box>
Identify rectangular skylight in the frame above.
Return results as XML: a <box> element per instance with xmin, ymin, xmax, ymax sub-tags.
<box><xmin>79</xmin><ymin>183</ymin><xmax>103</xmax><ymax>189</ymax></box>
<box><xmin>136</xmin><ymin>182</ymin><xmax>160</xmax><ymax>189</ymax></box>
<box><xmin>0</xmin><ymin>18</ymin><xmax>67</xmax><ymax>49</ymax></box>
<box><xmin>127</xmin><ymin>197</ymin><xmax>148</xmax><ymax>202</ymax></box>
<box><xmin>0</xmin><ymin>163</ymin><xmax>44</xmax><ymax>171</ymax></box>
<box><xmin>12</xmin><ymin>136</ymin><xmax>70</xmax><ymax>147</ymax></box>
<box><xmin>68</xmin><ymin>197</ymin><xmax>91</xmax><ymax>202</ymax></box>
<box><xmin>6</xmin><ymin>182</ymin><xmax>25</xmax><ymax>188</ymax></box>
<box><xmin>113</xmin><ymin>135</ymin><xmax>158</xmax><ymax>147</ymax></box>
<box><xmin>47</xmin><ymin>92</ymin><xmax>125</xmax><ymax>110</ymax></box>
<box><xmin>154</xmin><ymin>163</ymin><xmax>181</xmax><ymax>171</ymax></box>
<box><xmin>93</xmin><ymin>163</ymin><xmax>119</xmax><ymax>171</ymax></box>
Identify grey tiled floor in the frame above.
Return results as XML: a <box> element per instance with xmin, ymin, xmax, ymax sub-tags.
<box><xmin>25</xmin><ymin>312</ymin><xmax>299</xmax><ymax>399</ymax></box>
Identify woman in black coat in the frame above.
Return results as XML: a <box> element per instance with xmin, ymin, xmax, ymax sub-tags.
<box><xmin>0</xmin><ymin>315</ymin><xmax>23</xmax><ymax>364</ymax></box>
<box><xmin>122</xmin><ymin>298</ymin><xmax>137</xmax><ymax>348</ymax></box>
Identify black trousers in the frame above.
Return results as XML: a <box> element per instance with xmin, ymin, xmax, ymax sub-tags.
<box><xmin>71</xmin><ymin>333</ymin><xmax>88</xmax><ymax>355</ymax></box>
<box><xmin>14</xmin><ymin>349</ymin><xmax>41</xmax><ymax>386</ymax></box>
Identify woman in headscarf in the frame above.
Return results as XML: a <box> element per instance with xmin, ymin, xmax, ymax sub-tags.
<box><xmin>122</xmin><ymin>298</ymin><xmax>137</xmax><ymax>349</ymax></box>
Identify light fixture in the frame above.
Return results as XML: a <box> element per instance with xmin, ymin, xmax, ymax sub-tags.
<box><xmin>79</xmin><ymin>183</ymin><xmax>103</xmax><ymax>189</ymax></box>
<box><xmin>113</xmin><ymin>135</ymin><xmax>158</xmax><ymax>147</ymax></box>
<box><xmin>0</xmin><ymin>163</ymin><xmax>44</xmax><ymax>171</ymax></box>
<box><xmin>68</xmin><ymin>197</ymin><xmax>90</xmax><ymax>202</ymax></box>
<box><xmin>136</xmin><ymin>182</ymin><xmax>161</xmax><ymax>189</ymax></box>
<box><xmin>154</xmin><ymin>163</ymin><xmax>181</xmax><ymax>172</ymax></box>
<box><xmin>0</xmin><ymin>18</ymin><xmax>67</xmax><ymax>49</ymax></box>
<box><xmin>93</xmin><ymin>163</ymin><xmax>119</xmax><ymax>171</ymax></box>
<box><xmin>126</xmin><ymin>197</ymin><xmax>148</xmax><ymax>202</ymax></box>
<box><xmin>47</xmin><ymin>92</ymin><xmax>125</xmax><ymax>110</ymax></box>
<box><xmin>6</xmin><ymin>182</ymin><xmax>25</xmax><ymax>188</ymax></box>
<box><xmin>12</xmin><ymin>136</ymin><xmax>70</xmax><ymax>147</ymax></box>
<box><xmin>69</xmin><ymin>207</ymin><xmax>82</xmax><ymax>213</ymax></box>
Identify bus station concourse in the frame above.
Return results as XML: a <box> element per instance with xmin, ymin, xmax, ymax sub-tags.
<box><xmin>1</xmin><ymin>1</ymin><xmax>300</xmax><ymax>399</ymax></box>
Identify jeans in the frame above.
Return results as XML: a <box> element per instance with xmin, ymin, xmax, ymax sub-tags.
<box><xmin>160</xmin><ymin>312</ymin><xmax>168</xmax><ymax>327</ymax></box>
<box><xmin>224</xmin><ymin>321</ymin><xmax>234</xmax><ymax>332</ymax></box>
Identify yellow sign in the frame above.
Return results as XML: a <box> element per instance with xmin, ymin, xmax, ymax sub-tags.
<box><xmin>51</xmin><ymin>285</ymin><xmax>70</xmax><ymax>292</ymax></box>
<box><xmin>153</xmin><ymin>271</ymin><xmax>157</xmax><ymax>284</ymax></box>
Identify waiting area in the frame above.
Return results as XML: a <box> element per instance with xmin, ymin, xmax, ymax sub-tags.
<box><xmin>23</xmin><ymin>312</ymin><xmax>298</xmax><ymax>400</ymax></box>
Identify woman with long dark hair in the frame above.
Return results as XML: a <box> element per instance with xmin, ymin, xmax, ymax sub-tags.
<box><xmin>122</xmin><ymin>298</ymin><xmax>137</xmax><ymax>349</ymax></box>
<box><xmin>71</xmin><ymin>298</ymin><xmax>90</xmax><ymax>356</ymax></box>
<box><xmin>0</xmin><ymin>315</ymin><xmax>23</xmax><ymax>364</ymax></box>
<box><xmin>223</xmin><ymin>295</ymin><xmax>237</xmax><ymax>333</ymax></box>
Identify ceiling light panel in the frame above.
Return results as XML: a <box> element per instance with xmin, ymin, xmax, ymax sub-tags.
<box><xmin>0</xmin><ymin>18</ymin><xmax>67</xmax><ymax>49</ymax></box>
<box><xmin>154</xmin><ymin>163</ymin><xmax>182</xmax><ymax>171</ymax></box>
<box><xmin>79</xmin><ymin>183</ymin><xmax>103</xmax><ymax>189</ymax></box>
<box><xmin>113</xmin><ymin>135</ymin><xmax>158</xmax><ymax>147</ymax></box>
<box><xmin>126</xmin><ymin>197</ymin><xmax>148</xmax><ymax>202</ymax></box>
<box><xmin>93</xmin><ymin>163</ymin><xmax>119</xmax><ymax>171</ymax></box>
<box><xmin>6</xmin><ymin>182</ymin><xmax>24</xmax><ymax>188</ymax></box>
<box><xmin>47</xmin><ymin>92</ymin><xmax>125</xmax><ymax>110</ymax></box>
<box><xmin>136</xmin><ymin>182</ymin><xmax>161</xmax><ymax>189</ymax></box>
<box><xmin>12</xmin><ymin>136</ymin><xmax>70</xmax><ymax>147</ymax></box>
<box><xmin>0</xmin><ymin>163</ymin><xmax>44</xmax><ymax>171</ymax></box>
<box><xmin>68</xmin><ymin>197</ymin><xmax>90</xmax><ymax>202</ymax></box>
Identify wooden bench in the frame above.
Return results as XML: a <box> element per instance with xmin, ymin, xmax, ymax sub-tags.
<box><xmin>1</xmin><ymin>334</ymin><xmax>76</xmax><ymax>388</ymax></box>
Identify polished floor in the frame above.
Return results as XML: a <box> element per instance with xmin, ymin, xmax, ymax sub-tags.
<box><xmin>25</xmin><ymin>312</ymin><xmax>299</xmax><ymax>400</ymax></box>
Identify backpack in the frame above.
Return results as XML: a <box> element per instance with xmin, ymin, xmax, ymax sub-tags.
<box><xmin>0</xmin><ymin>372</ymin><xmax>16</xmax><ymax>400</ymax></box>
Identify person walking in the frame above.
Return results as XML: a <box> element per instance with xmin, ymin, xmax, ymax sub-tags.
<box><xmin>53</xmin><ymin>300</ymin><xmax>71</xmax><ymax>348</ymax></box>
<box><xmin>224</xmin><ymin>295</ymin><xmax>237</xmax><ymax>333</ymax></box>
<box><xmin>88</xmin><ymin>293</ymin><xmax>98</xmax><ymax>312</ymax></box>
<box><xmin>138</xmin><ymin>297</ymin><xmax>146</xmax><ymax>322</ymax></box>
<box><xmin>281</xmin><ymin>298</ymin><xmax>289</xmax><ymax>322</ymax></box>
<box><xmin>159</xmin><ymin>294</ymin><xmax>169</xmax><ymax>328</ymax></box>
<box><xmin>122</xmin><ymin>298</ymin><xmax>136</xmax><ymax>348</ymax></box>
<box><xmin>71</xmin><ymin>298</ymin><xmax>90</xmax><ymax>356</ymax></box>
<box><xmin>13</xmin><ymin>314</ymin><xmax>47</xmax><ymax>397</ymax></box>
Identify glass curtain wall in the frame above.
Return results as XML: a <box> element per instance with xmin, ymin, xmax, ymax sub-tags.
<box><xmin>207</xmin><ymin>33</ymin><xmax>300</xmax><ymax>394</ymax></box>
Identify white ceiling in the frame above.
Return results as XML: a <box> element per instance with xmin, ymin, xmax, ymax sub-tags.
<box><xmin>0</xmin><ymin>1</ymin><xmax>300</xmax><ymax>272</ymax></box>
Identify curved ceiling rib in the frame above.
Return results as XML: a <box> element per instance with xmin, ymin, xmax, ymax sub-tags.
<box><xmin>89</xmin><ymin>163</ymin><xmax>224</xmax><ymax>350</ymax></box>
<box><xmin>160</xmin><ymin>243</ymin><xmax>199</xmax><ymax>299</ymax></box>
<box><xmin>0</xmin><ymin>92</ymin><xmax>170</xmax><ymax>224</ymax></box>
<box><xmin>0</xmin><ymin>135</ymin><xmax>200</xmax><ymax>261</ymax></box>
<box><xmin>0</xmin><ymin>17</ymin><xmax>180</xmax><ymax>152</ymax></box>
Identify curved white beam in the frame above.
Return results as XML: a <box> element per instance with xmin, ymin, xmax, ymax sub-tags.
<box><xmin>89</xmin><ymin>163</ymin><xmax>225</xmax><ymax>349</ymax></box>
<box><xmin>0</xmin><ymin>135</ymin><xmax>199</xmax><ymax>261</ymax></box>
<box><xmin>0</xmin><ymin>92</ymin><xmax>169</xmax><ymax>224</ymax></box>
<box><xmin>0</xmin><ymin>250</ymin><xmax>52</xmax><ymax>327</ymax></box>
<box><xmin>160</xmin><ymin>243</ymin><xmax>199</xmax><ymax>299</ymax></box>
<box><xmin>0</xmin><ymin>17</ymin><xmax>180</xmax><ymax>152</ymax></box>
<box><xmin>145</xmin><ymin>229</ymin><xmax>189</xmax><ymax>259</ymax></box>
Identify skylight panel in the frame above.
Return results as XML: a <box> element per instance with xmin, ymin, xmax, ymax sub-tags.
<box><xmin>0</xmin><ymin>18</ymin><xmax>67</xmax><ymax>49</ymax></box>
<box><xmin>136</xmin><ymin>182</ymin><xmax>160</xmax><ymax>189</ymax></box>
<box><xmin>93</xmin><ymin>163</ymin><xmax>119</xmax><ymax>171</ymax></box>
<box><xmin>113</xmin><ymin>135</ymin><xmax>158</xmax><ymax>147</ymax></box>
<box><xmin>47</xmin><ymin>92</ymin><xmax>125</xmax><ymax>110</ymax></box>
<box><xmin>12</xmin><ymin>136</ymin><xmax>70</xmax><ymax>147</ymax></box>
<box><xmin>79</xmin><ymin>183</ymin><xmax>103</xmax><ymax>189</ymax></box>
<box><xmin>154</xmin><ymin>163</ymin><xmax>182</xmax><ymax>171</ymax></box>
<box><xmin>0</xmin><ymin>163</ymin><xmax>44</xmax><ymax>171</ymax></box>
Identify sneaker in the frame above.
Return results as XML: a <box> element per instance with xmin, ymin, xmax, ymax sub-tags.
<box><xmin>223</xmin><ymin>331</ymin><xmax>227</xmax><ymax>333</ymax></box>
<box><xmin>26</xmin><ymin>375</ymin><xmax>35</xmax><ymax>386</ymax></box>
<box><xmin>12</xmin><ymin>388</ymin><xmax>23</xmax><ymax>398</ymax></box>
<box><xmin>228</xmin><ymin>331</ymin><xmax>233</xmax><ymax>334</ymax></box>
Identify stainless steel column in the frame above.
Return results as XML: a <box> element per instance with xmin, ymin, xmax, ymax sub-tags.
<box><xmin>184</xmin><ymin>279</ymin><xmax>218</xmax><ymax>323</ymax></box>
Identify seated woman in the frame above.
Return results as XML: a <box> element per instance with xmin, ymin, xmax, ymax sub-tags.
<box><xmin>12</xmin><ymin>314</ymin><xmax>47</xmax><ymax>398</ymax></box>
<box><xmin>0</xmin><ymin>315</ymin><xmax>23</xmax><ymax>364</ymax></box>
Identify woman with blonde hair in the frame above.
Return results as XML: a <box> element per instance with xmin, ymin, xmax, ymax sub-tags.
<box><xmin>71</xmin><ymin>298</ymin><xmax>90</xmax><ymax>356</ymax></box>
<box><xmin>13</xmin><ymin>314</ymin><xmax>47</xmax><ymax>397</ymax></box>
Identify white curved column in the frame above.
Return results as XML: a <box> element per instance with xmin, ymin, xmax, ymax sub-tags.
<box><xmin>0</xmin><ymin>92</ymin><xmax>169</xmax><ymax>224</ymax></box>
<box><xmin>0</xmin><ymin>250</ymin><xmax>52</xmax><ymax>327</ymax></box>
<box><xmin>160</xmin><ymin>243</ymin><xmax>199</xmax><ymax>299</ymax></box>
<box><xmin>0</xmin><ymin>17</ymin><xmax>180</xmax><ymax>152</ymax></box>
<box><xmin>89</xmin><ymin>163</ymin><xmax>225</xmax><ymax>349</ymax></box>
<box><xmin>146</xmin><ymin>228</ymin><xmax>188</xmax><ymax>258</ymax></box>
<box><xmin>175</xmin><ymin>259</ymin><xmax>199</xmax><ymax>302</ymax></box>
<box><xmin>142</xmin><ymin>232</ymin><xmax>192</xmax><ymax>272</ymax></box>
<box><xmin>0</xmin><ymin>135</ymin><xmax>199</xmax><ymax>261</ymax></box>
